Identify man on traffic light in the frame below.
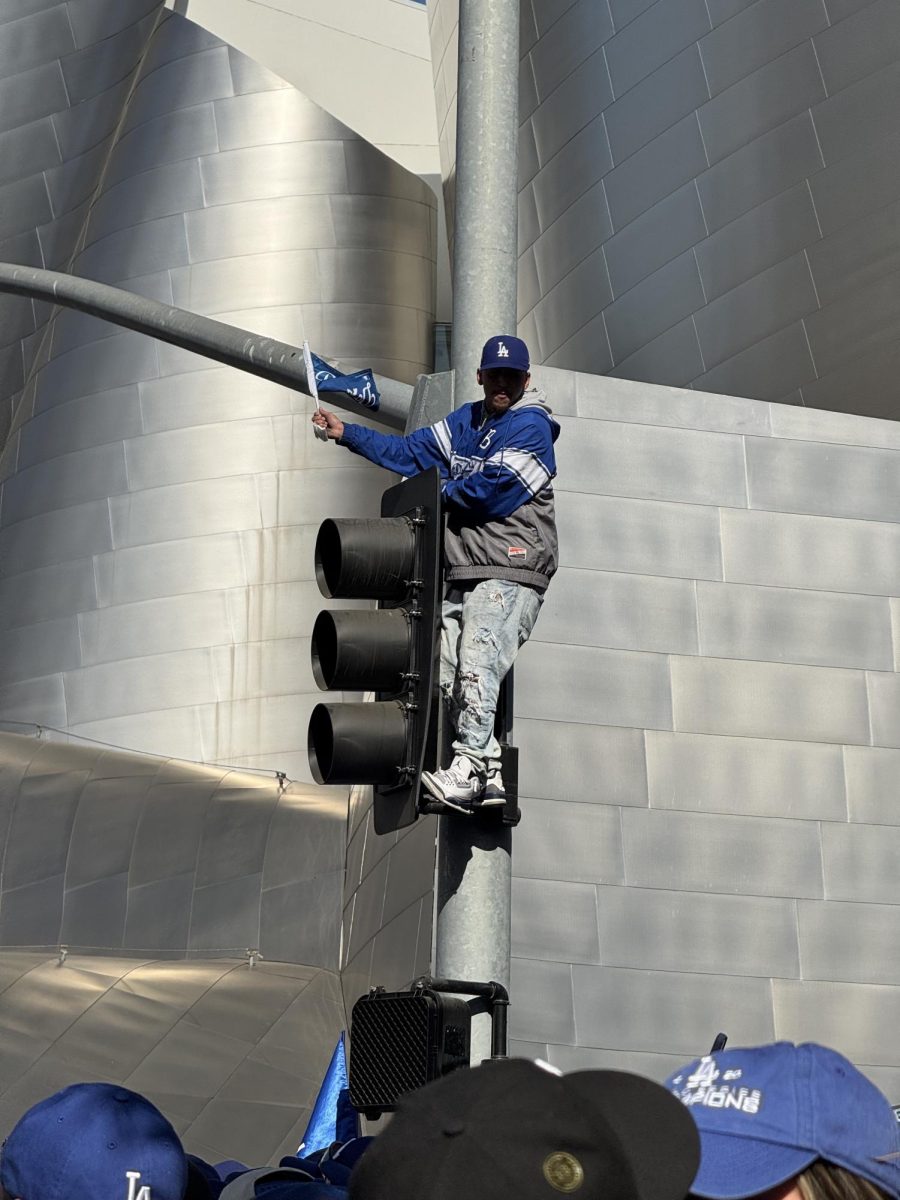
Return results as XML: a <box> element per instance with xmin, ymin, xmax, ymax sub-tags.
<box><xmin>311</xmin><ymin>334</ymin><xmax>559</xmax><ymax>813</ymax></box>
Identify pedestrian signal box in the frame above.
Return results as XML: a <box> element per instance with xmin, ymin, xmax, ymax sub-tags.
<box><xmin>307</xmin><ymin>467</ymin><xmax>443</xmax><ymax>834</ymax></box>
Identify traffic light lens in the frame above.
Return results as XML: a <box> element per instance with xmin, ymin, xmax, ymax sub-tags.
<box><xmin>308</xmin><ymin>700</ymin><xmax>408</xmax><ymax>785</ymax></box>
<box><xmin>315</xmin><ymin>517</ymin><xmax>415</xmax><ymax>600</ymax></box>
<box><xmin>311</xmin><ymin>609</ymin><xmax>411</xmax><ymax>692</ymax></box>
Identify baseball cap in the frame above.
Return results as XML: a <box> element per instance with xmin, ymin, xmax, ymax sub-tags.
<box><xmin>0</xmin><ymin>1082</ymin><xmax>188</xmax><ymax>1200</ymax></box>
<box><xmin>348</xmin><ymin>1057</ymin><xmax>700</xmax><ymax>1200</ymax></box>
<box><xmin>479</xmin><ymin>334</ymin><xmax>530</xmax><ymax>373</ymax></box>
<box><xmin>665</xmin><ymin>1042</ymin><xmax>900</xmax><ymax>1200</ymax></box>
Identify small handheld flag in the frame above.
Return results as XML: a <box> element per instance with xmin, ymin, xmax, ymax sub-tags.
<box><xmin>310</xmin><ymin>351</ymin><xmax>381</xmax><ymax>411</ymax></box>
<box><xmin>303</xmin><ymin>340</ymin><xmax>329</xmax><ymax>442</ymax></box>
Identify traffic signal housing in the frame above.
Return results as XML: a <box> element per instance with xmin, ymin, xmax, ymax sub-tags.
<box><xmin>307</xmin><ymin>467</ymin><xmax>443</xmax><ymax>833</ymax></box>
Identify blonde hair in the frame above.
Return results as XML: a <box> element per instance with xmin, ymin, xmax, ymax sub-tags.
<box><xmin>797</xmin><ymin>1160</ymin><xmax>893</xmax><ymax>1200</ymax></box>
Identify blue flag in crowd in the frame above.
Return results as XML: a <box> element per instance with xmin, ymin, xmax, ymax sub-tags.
<box><xmin>298</xmin><ymin>1033</ymin><xmax>359</xmax><ymax>1155</ymax></box>
<box><xmin>311</xmin><ymin>352</ymin><xmax>380</xmax><ymax>411</ymax></box>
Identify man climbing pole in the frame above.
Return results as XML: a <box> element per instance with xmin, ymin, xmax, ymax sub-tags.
<box><xmin>312</xmin><ymin>334</ymin><xmax>559</xmax><ymax>814</ymax></box>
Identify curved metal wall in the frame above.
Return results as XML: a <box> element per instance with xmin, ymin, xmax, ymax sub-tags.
<box><xmin>0</xmin><ymin>1</ymin><xmax>436</xmax><ymax>776</ymax></box>
<box><xmin>430</xmin><ymin>0</ymin><xmax>900</xmax><ymax>420</ymax></box>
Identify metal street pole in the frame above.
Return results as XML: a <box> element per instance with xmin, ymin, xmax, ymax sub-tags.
<box><xmin>435</xmin><ymin>0</ymin><xmax>520</xmax><ymax>1065</ymax></box>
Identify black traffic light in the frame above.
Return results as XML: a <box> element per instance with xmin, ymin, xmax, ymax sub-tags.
<box><xmin>307</xmin><ymin>466</ymin><xmax>442</xmax><ymax>833</ymax></box>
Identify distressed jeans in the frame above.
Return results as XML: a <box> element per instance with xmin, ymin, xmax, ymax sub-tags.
<box><xmin>439</xmin><ymin>579</ymin><xmax>544</xmax><ymax>775</ymax></box>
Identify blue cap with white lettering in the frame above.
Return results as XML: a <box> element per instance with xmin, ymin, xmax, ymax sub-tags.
<box><xmin>666</xmin><ymin>1042</ymin><xmax>900</xmax><ymax>1200</ymax></box>
<box><xmin>0</xmin><ymin>1082</ymin><xmax>188</xmax><ymax>1200</ymax></box>
<box><xmin>479</xmin><ymin>335</ymin><xmax>530</xmax><ymax>373</ymax></box>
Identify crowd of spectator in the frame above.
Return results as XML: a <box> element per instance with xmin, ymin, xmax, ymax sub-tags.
<box><xmin>0</xmin><ymin>1040</ymin><xmax>896</xmax><ymax>1200</ymax></box>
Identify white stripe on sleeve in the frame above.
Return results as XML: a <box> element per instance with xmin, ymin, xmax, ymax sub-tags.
<box><xmin>488</xmin><ymin>448</ymin><xmax>553</xmax><ymax>495</ymax></box>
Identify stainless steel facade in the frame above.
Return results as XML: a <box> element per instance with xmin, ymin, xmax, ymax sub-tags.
<box><xmin>0</xmin><ymin>0</ymin><xmax>437</xmax><ymax>776</ymax></box>
<box><xmin>430</xmin><ymin>0</ymin><xmax>900</xmax><ymax>420</ymax></box>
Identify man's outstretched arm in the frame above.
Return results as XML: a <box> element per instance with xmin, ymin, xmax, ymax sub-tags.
<box><xmin>312</xmin><ymin>407</ymin><xmax>450</xmax><ymax>478</ymax></box>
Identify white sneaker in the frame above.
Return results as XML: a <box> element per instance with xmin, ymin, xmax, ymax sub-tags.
<box><xmin>481</xmin><ymin>769</ymin><xmax>506</xmax><ymax>806</ymax></box>
<box><xmin>421</xmin><ymin>756</ymin><xmax>485</xmax><ymax>813</ymax></box>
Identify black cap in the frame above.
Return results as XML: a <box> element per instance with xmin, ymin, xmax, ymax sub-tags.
<box><xmin>349</xmin><ymin>1059</ymin><xmax>700</xmax><ymax>1200</ymax></box>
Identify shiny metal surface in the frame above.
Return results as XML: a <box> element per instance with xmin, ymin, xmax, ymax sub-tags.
<box><xmin>430</xmin><ymin>0</ymin><xmax>900</xmax><ymax>418</ymax></box>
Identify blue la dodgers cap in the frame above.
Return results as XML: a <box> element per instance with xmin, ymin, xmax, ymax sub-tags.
<box><xmin>479</xmin><ymin>334</ymin><xmax>530</xmax><ymax>373</ymax></box>
<box><xmin>666</xmin><ymin>1042</ymin><xmax>900</xmax><ymax>1200</ymax></box>
<box><xmin>1</xmin><ymin>1082</ymin><xmax>188</xmax><ymax>1200</ymax></box>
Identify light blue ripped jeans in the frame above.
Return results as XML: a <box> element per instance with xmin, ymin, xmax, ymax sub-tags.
<box><xmin>439</xmin><ymin>579</ymin><xmax>544</xmax><ymax>775</ymax></box>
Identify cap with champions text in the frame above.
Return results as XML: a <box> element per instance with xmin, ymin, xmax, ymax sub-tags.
<box><xmin>666</xmin><ymin>1042</ymin><xmax>900</xmax><ymax>1200</ymax></box>
<box><xmin>0</xmin><ymin>1082</ymin><xmax>188</xmax><ymax>1200</ymax></box>
<box><xmin>348</xmin><ymin>1057</ymin><xmax>700</xmax><ymax>1200</ymax></box>
<box><xmin>479</xmin><ymin>334</ymin><xmax>530</xmax><ymax>373</ymax></box>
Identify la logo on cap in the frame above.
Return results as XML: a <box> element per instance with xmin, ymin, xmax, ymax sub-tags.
<box><xmin>127</xmin><ymin>1170</ymin><xmax>151</xmax><ymax>1200</ymax></box>
<box><xmin>497</xmin><ymin>341</ymin><xmax>509</xmax><ymax>357</ymax></box>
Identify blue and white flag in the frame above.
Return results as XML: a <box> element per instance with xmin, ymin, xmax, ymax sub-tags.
<box><xmin>310</xmin><ymin>351</ymin><xmax>381</xmax><ymax>411</ymax></box>
<box><xmin>298</xmin><ymin>1032</ymin><xmax>359</xmax><ymax>1155</ymax></box>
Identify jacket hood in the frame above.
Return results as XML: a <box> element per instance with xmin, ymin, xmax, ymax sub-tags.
<box><xmin>511</xmin><ymin>386</ymin><xmax>559</xmax><ymax>440</ymax></box>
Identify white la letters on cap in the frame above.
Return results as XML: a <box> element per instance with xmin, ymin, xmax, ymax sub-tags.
<box><xmin>497</xmin><ymin>341</ymin><xmax>509</xmax><ymax>357</ymax></box>
<box><xmin>127</xmin><ymin>1169</ymin><xmax>151</xmax><ymax>1200</ymax></box>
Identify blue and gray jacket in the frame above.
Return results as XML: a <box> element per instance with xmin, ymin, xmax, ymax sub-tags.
<box><xmin>338</xmin><ymin>387</ymin><xmax>560</xmax><ymax>591</ymax></box>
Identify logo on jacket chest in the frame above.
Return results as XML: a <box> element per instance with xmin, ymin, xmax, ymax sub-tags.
<box><xmin>478</xmin><ymin>427</ymin><xmax>498</xmax><ymax>451</ymax></box>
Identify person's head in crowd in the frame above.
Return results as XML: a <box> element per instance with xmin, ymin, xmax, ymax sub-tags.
<box><xmin>666</xmin><ymin>1042</ymin><xmax>900</xmax><ymax>1200</ymax></box>
<box><xmin>0</xmin><ymin>1082</ymin><xmax>189</xmax><ymax>1200</ymax></box>
<box><xmin>349</xmin><ymin>1056</ymin><xmax>700</xmax><ymax>1200</ymax></box>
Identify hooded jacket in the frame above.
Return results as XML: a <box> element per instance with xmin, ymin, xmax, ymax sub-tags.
<box><xmin>338</xmin><ymin>387</ymin><xmax>560</xmax><ymax>591</ymax></box>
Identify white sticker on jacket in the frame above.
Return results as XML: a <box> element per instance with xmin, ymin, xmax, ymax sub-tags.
<box><xmin>507</xmin><ymin>546</ymin><xmax>527</xmax><ymax>560</ymax></box>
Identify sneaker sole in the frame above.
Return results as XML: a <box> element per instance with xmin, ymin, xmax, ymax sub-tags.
<box><xmin>435</xmin><ymin>795</ymin><xmax>475</xmax><ymax>815</ymax></box>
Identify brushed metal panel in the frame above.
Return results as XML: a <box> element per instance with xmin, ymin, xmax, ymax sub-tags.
<box><xmin>609</xmin><ymin>317</ymin><xmax>705</xmax><ymax>387</ymax></box>
<box><xmin>867</xmin><ymin>672</ymin><xmax>900</xmax><ymax>750</ymax></box>
<box><xmin>532</xmin><ymin>248</ymin><xmax>611</xmax><ymax>356</ymax></box>
<box><xmin>0</xmin><ymin>617</ymin><xmax>80</xmax><ymax>688</ymax></box>
<box><xmin>699</xmin><ymin>0</ymin><xmax>828</xmax><ymax>97</ymax></box>
<box><xmin>609</xmin><ymin>0</ymin><xmax>657</xmax><ymax>28</ymax></box>
<box><xmin>746</xmin><ymin>435</ymin><xmax>900</xmax><ymax>522</ymax></box>
<box><xmin>605</xmin><ymin>182</ymin><xmax>706</xmax><ymax>297</ymax></box>
<box><xmin>0</xmin><ymin>560</ymin><xmax>96</xmax><ymax>632</ymax></box>
<box><xmin>798</xmin><ymin>899</ymin><xmax>900</xmax><ymax>986</ymax></box>
<box><xmin>64</xmin><ymin>648</ymin><xmax>220</xmax><ymax>726</ymax></box>
<box><xmin>624</xmin><ymin>807</ymin><xmax>824</xmax><ymax>898</ymax></box>
<box><xmin>647</xmin><ymin>730</ymin><xmax>847</xmax><ymax>820</ymax></box>
<box><xmin>548</xmin><ymin>1044</ymin><xmax>685</xmax><ymax>1080</ymax></box>
<box><xmin>227</xmin><ymin>43</ymin><xmax>291</xmax><ymax>96</ymax></box>
<box><xmin>76</xmin><ymin>214</ymin><xmax>191</xmax><ymax>285</ymax></box>
<box><xmin>605</xmin><ymin>0</ymin><xmax>710</xmax><ymax>96</ymax></box>
<box><xmin>529</xmin><ymin>0</ymin><xmax>612</xmax><ymax>103</ymax></box>
<box><xmin>517</xmin><ymin>640</ymin><xmax>673</xmax><ymax>730</ymax></box>
<box><xmin>261</xmin><ymin>874</ymin><xmax>342</xmax><ymax>971</ymax></box>
<box><xmin>517</xmin><ymin>719</ymin><xmax>648</xmax><ymax>807</ymax></box>
<box><xmin>200</xmin><ymin>142</ymin><xmax>350</xmax><ymax>207</ymax></box>
<box><xmin>185</xmin><ymin>195</ymin><xmax>336</xmax><ymax>261</ymax></box>
<box><xmin>511</xmin><ymin>878</ymin><xmax>600</xmax><ymax>964</ymax></box>
<box><xmin>1</xmin><ymin>443</ymin><xmax>128</xmax><ymax>527</ymax></box>
<box><xmin>531</xmin><ymin>48</ymin><xmax>611</xmax><ymax>168</ymax></box>
<box><xmin>61</xmin><ymin>874</ymin><xmax>128</xmax><ymax>948</ymax></box>
<box><xmin>575</xmin><ymin>370</ymin><xmax>769</xmax><ymax>433</ymax></box>
<box><xmin>532</xmin><ymin>181</ymin><xmax>611</xmax><ymax>295</ymax></box>
<box><xmin>572</xmin><ymin>964</ymin><xmax>774</xmax><ymax>1054</ymax></box>
<box><xmin>846</xmin><ymin>746</ymin><xmax>900</xmax><ymax>825</ymax></box>
<box><xmin>369</xmin><ymin>898</ymin><xmax>425</xmax><ymax>991</ymax></box>
<box><xmin>697</xmin><ymin>113</ymin><xmax>823</xmax><ymax>234</ymax></box>
<box><xmin>0</xmin><ymin>174</ymin><xmax>52</xmax><ymax>243</ymax></box>
<box><xmin>693</xmin><ymin>322</ymin><xmax>817</xmax><ymax>402</ymax></box>
<box><xmin>43</xmin><ymin>136</ymin><xmax>111</xmax><ymax>218</ymax></box>
<box><xmin>604</xmin><ymin>114</ymin><xmax>708</xmax><ymax>230</ymax></box>
<box><xmin>0</xmin><ymin>6</ymin><xmax>75</xmax><ymax>77</ymax></box>
<box><xmin>518</xmin><ymin>245</ymin><xmax>541</xmax><ymax>316</ymax></box>
<box><xmin>605</xmin><ymin>249</ymin><xmax>705</xmax><ymax>362</ymax></box>
<box><xmin>774</xmin><ymin>979</ymin><xmax>900</xmax><ymax>1067</ymax></box>
<box><xmin>330</xmin><ymin>194</ymin><xmax>434</xmax><ymax>258</ymax></box>
<box><xmin>85</xmin><ymin>160</ymin><xmax>205</xmax><ymax>242</ymax></box>
<box><xmin>509</xmin><ymin>957</ymin><xmax>576</xmax><ymax>1045</ymax></box>
<box><xmin>0</xmin><ymin>118</ymin><xmax>59</xmax><ymax>191</ymax></box>
<box><xmin>32</xmin><ymin>332</ymin><xmax>159</xmax><ymax>412</ymax></box>
<box><xmin>139</xmin><ymin>368</ymin><xmax>293</xmax><ymax>432</ymax></box>
<box><xmin>814</xmin><ymin>60</ymin><xmax>900</xmax><ymax>166</ymax></box>
<box><xmin>707</xmin><ymin>0</ymin><xmax>760</xmax><ymax>21</ymax></box>
<box><xmin>556</xmin><ymin>413</ymin><xmax>747</xmax><ymax>506</ymax></box>
<box><xmin>699</xmin><ymin>43</ymin><xmax>826</xmax><ymax>166</ymax></box>
<box><xmin>606</xmin><ymin>46</ymin><xmax>708</xmax><ymax>165</ymax></box>
<box><xmin>555</xmin><ymin>490</ymin><xmax>722</xmax><ymax>579</ymax></box>
<box><xmin>809</xmin><ymin>129</ymin><xmax>900</xmax><ymax>236</ymax></box>
<box><xmin>66</xmin><ymin>781</ymin><xmax>149</xmax><ymax>889</ymax></box>
<box><xmin>122</xmin><ymin>46</ymin><xmax>234</xmax><ymax>133</ymax></box>
<box><xmin>801</xmin><ymin>342</ymin><xmax>900</xmax><ymax>420</ymax></box>
<box><xmin>94</xmin><ymin>538</ymin><xmax>248</xmax><ymax>609</ymax></box>
<box><xmin>538</xmin><ymin>566</ymin><xmax>698</xmax><ymax>655</ymax></box>
<box><xmin>696</xmin><ymin>580</ymin><xmax>893</xmax><ymax>670</ymax></box>
<box><xmin>806</xmin><ymin>196</ymin><xmax>900</xmax><ymax>309</ymax></box>
<box><xmin>105</xmin><ymin>104</ymin><xmax>219</xmax><ymax>188</ymax></box>
<box><xmin>671</xmin><ymin>654</ymin><xmax>870</xmax><ymax>744</ymax></box>
<box><xmin>51</xmin><ymin>76</ymin><xmax>134</xmax><ymax>158</ymax></box>
<box><xmin>66</xmin><ymin>0</ymin><xmax>160</xmax><ymax>48</ymax></box>
<box><xmin>0</xmin><ymin>0</ymin><xmax>68</xmax><ymax>24</ymax></box>
<box><xmin>514</xmin><ymin>797</ymin><xmax>624</xmax><ymax>885</ymax></box>
<box><xmin>544</xmin><ymin>313</ymin><xmax>613</xmax><ymax>375</ymax></box>
<box><xmin>68</xmin><ymin>707</ymin><xmax>218</xmax><ymax>765</ymax></box>
<box><xmin>188</xmin><ymin>874</ymin><xmax>262</xmax><ymax>951</ymax></box>
<box><xmin>695</xmin><ymin>183</ymin><xmax>820</xmax><ymax>303</ymax></box>
<box><xmin>317</xmin><ymin>247</ymin><xmax>434</xmax><ymax>311</ymax></box>
<box><xmin>79</xmin><ymin>592</ymin><xmax>237</xmax><ymax>667</ymax></box>
<box><xmin>122</xmin><ymin>874</ymin><xmax>192</xmax><ymax>949</ymax></box>
<box><xmin>721</xmin><ymin>507</ymin><xmax>900</xmax><ymax>595</ymax></box>
<box><xmin>109</xmin><ymin>476</ymin><xmax>264</xmax><ymax>549</ymax></box>
<box><xmin>124</xmin><ymin>419</ymin><xmax>278</xmax><ymax>491</ymax></box>
<box><xmin>58</xmin><ymin>15</ymin><xmax>149</xmax><ymax>104</ymax></box>
<box><xmin>0</xmin><ymin>500</ymin><xmax>112</xmax><ymax>574</ymax></box>
<box><xmin>214</xmin><ymin>90</ymin><xmax>348</xmax><ymax>152</ymax></box>
<box><xmin>598</xmin><ymin>885</ymin><xmax>800</xmax><ymax>977</ymax></box>
<box><xmin>814</xmin><ymin>0</ymin><xmax>900</xmax><ymax>94</ymax></box>
<box><xmin>693</xmin><ymin>253</ymin><xmax>818</xmax><ymax>370</ymax></box>
<box><xmin>0</xmin><ymin>875</ymin><xmax>64</xmax><ymax>946</ymax></box>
